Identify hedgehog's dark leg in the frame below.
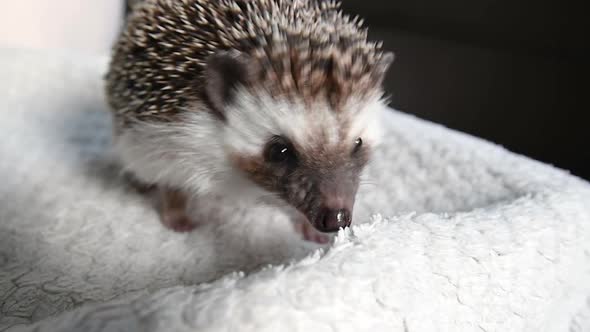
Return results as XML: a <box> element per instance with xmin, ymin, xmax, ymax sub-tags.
<box><xmin>123</xmin><ymin>172</ymin><xmax>198</xmax><ymax>232</ymax></box>
<box><xmin>156</xmin><ymin>187</ymin><xmax>198</xmax><ymax>233</ymax></box>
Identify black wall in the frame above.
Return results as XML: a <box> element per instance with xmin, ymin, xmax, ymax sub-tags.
<box><xmin>342</xmin><ymin>0</ymin><xmax>589</xmax><ymax>180</ymax></box>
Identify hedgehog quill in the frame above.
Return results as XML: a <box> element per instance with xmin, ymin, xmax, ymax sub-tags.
<box><xmin>105</xmin><ymin>0</ymin><xmax>393</xmax><ymax>243</ymax></box>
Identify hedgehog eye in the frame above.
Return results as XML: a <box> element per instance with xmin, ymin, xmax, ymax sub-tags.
<box><xmin>352</xmin><ymin>137</ymin><xmax>363</xmax><ymax>154</ymax></box>
<box><xmin>264</xmin><ymin>136</ymin><xmax>297</xmax><ymax>165</ymax></box>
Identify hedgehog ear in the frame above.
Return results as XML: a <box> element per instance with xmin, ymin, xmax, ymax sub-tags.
<box><xmin>204</xmin><ymin>51</ymin><xmax>258</xmax><ymax>119</ymax></box>
<box><xmin>375</xmin><ymin>52</ymin><xmax>395</xmax><ymax>84</ymax></box>
<box><xmin>379</xmin><ymin>52</ymin><xmax>395</xmax><ymax>72</ymax></box>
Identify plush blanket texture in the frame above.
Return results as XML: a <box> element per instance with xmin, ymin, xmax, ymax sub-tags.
<box><xmin>1</xmin><ymin>48</ymin><xmax>589</xmax><ymax>332</ymax></box>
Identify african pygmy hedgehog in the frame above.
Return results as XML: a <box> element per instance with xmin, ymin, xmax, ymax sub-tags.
<box><xmin>105</xmin><ymin>0</ymin><xmax>393</xmax><ymax>243</ymax></box>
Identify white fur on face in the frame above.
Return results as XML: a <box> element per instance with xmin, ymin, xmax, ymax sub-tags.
<box><xmin>114</xmin><ymin>90</ymin><xmax>385</xmax><ymax>202</ymax></box>
<box><xmin>343</xmin><ymin>96</ymin><xmax>386</xmax><ymax>147</ymax></box>
<box><xmin>223</xmin><ymin>88</ymin><xmax>386</xmax><ymax>158</ymax></box>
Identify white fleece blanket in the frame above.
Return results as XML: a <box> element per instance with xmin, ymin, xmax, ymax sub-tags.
<box><xmin>1</xmin><ymin>48</ymin><xmax>589</xmax><ymax>332</ymax></box>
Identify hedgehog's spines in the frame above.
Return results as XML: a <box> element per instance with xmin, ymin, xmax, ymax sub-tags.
<box><xmin>106</xmin><ymin>0</ymin><xmax>391</xmax><ymax>125</ymax></box>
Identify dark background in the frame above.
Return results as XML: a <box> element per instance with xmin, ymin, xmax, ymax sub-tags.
<box><xmin>126</xmin><ymin>0</ymin><xmax>589</xmax><ymax>180</ymax></box>
<box><xmin>341</xmin><ymin>0</ymin><xmax>589</xmax><ymax>180</ymax></box>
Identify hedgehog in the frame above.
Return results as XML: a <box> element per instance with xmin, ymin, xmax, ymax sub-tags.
<box><xmin>105</xmin><ymin>0</ymin><xmax>393</xmax><ymax>243</ymax></box>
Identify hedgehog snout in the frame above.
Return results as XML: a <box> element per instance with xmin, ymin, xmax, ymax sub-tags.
<box><xmin>294</xmin><ymin>174</ymin><xmax>358</xmax><ymax>233</ymax></box>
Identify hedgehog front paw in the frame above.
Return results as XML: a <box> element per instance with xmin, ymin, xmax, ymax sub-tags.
<box><xmin>158</xmin><ymin>187</ymin><xmax>198</xmax><ymax>233</ymax></box>
<box><xmin>294</xmin><ymin>219</ymin><xmax>331</xmax><ymax>244</ymax></box>
<box><xmin>161</xmin><ymin>210</ymin><xmax>198</xmax><ymax>233</ymax></box>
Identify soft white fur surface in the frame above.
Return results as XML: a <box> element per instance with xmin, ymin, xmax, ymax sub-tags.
<box><xmin>1</xmin><ymin>48</ymin><xmax>590</xmax><ymax>332</ymax></box>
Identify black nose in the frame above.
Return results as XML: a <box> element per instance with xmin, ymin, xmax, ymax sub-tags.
<box><xmin>317</xmin><ymin>208</ymin><xmax>352</xmax><ymax>232</ymax></box>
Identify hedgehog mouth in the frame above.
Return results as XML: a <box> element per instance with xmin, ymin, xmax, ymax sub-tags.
<box><xmin>309</xmin><ymin>208</ymin><xmax>352</xmax><ymax>233</ymax></box>
<box><xmin>290</xmin><ymin>180</ymin><xmax>357</xmax><ymax>233</ymax></box>
<box><xmin>294</xmin><ymin>198</ymin><xmax>354</xmax><ymax>234</ymax></box>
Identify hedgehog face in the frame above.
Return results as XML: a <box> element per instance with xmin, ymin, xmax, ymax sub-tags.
<box><xmin>254</xmin><ymin>133</ymin><xmax>366</xmax><ymax>233</ymax></box>
<box><xmin>203</xmin><ymin>51</ymin><xmax>388</xmax><ymax>232</ymax></box>
<box><xmin>221</xmin><ymin>89</ymin><xmax>383</xmax><ymax>233</ymax></box>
